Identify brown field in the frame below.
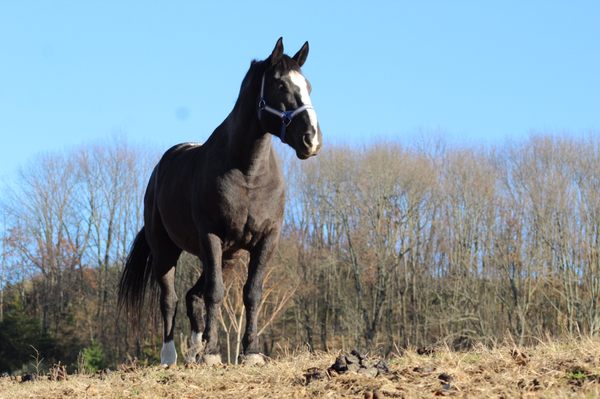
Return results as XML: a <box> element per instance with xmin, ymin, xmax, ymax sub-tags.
<box><xmin>3</xmin><ymin>339</ymin><xmax>600</xmax><ymax>398</ymax></box>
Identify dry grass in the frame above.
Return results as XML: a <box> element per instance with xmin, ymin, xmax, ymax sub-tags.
<box><xmin>3</xmin><ymin>339</ymin><xmax>600</xmax><ymax>398</ymax></box>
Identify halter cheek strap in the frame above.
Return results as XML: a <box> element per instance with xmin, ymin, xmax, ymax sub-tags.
<box><xmin>257</xmin><ymin>74</ymin><xmax>313</xmax><ymax>143</ymax></box>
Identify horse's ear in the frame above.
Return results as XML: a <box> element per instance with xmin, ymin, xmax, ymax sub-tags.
<box><xmin>269</xmin><ymin>37</ymin><xmax>284</xmax><ymax>66</ymax></box>
<box><xmin>292</xmin><ymin>41</ymin><xmax>309</xmax><ymax>67</ymax></box>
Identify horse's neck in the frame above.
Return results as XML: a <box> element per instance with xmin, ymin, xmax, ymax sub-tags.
<box><xmin>209</xmin><ymin>65</ymin><xmax>277</xmax><ymax>177</ymax></box>
<box><xmin>224</xmin><ymin>107</ymin><xmax>275</xmax><ymax>177</ymax></box>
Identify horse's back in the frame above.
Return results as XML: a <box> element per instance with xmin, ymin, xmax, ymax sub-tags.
<box><xmin>144</xmin><ymin>142</ymin><xmax>205</xmax><ymax>254</ymax></box>
<box><xmin>149</xmin><ymin>142</ymin><xmax>203</xmax><ymax>200</ymax></box>
<box><xmin>159</xmin><ymin>142</ymin><xmax>203</xmax><ymax>169</ymax></box>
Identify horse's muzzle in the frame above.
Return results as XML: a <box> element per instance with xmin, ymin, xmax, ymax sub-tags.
<box><xmin>297</xmin><ymin>128</ymin><xmax>322</xmax><ymax>159</ymax></box>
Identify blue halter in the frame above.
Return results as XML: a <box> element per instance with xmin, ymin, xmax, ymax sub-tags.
<box><xmin>257</xmin><ymin>73</ymin><xmax>313</xmax><ymax>143</ymax></box>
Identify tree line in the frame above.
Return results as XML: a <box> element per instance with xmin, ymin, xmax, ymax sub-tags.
<box><xmin>1</xmin><ymin>134</ymin><xmax>599</xmax><ymax>372</ymax></box>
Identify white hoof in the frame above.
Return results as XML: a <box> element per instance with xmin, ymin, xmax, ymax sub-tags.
<box><xmin>240</xmin><ymin>353</ymin><xmax>266</xmax><ymax>367</ymax></box>
<box><xmin>160</xmin><ymin>341</ymin><xmax>177</xmax><ymax>366</ymax></box>
<box><xmin>200</xmin><ymin>354</ymin><xmax>222</xmax><ymax>366</ymax></box>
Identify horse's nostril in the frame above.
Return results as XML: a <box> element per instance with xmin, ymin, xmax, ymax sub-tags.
<box><xmin>302</xmin><ymin>134</ymin><xmax>312</xmax><ymax>148</ymax></box>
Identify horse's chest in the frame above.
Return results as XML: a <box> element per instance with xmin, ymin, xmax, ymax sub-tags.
<box><xmin>214</xmin><ymin>178</ymin><xmax>283</xmax><ymax>248</ymax></box>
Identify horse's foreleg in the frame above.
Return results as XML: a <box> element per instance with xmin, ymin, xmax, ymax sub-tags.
<box><xmin>241</xmin><ymin>233</ymin><xmax>278</xmax><ymax>364</ymax></box>
<box><xmin>200</xmin><ymin>233</ymin><xmax>224</xmax><ymax>365</ymax></box>
<box><xmin>158</xmin><ymin>267</ymin><xmax>178</xmax><ymax>366</ymax></box>
<box><xmin>185</xmin><ymin>272</ymin><xmax>206</xmax><ymax>363</ymax></box>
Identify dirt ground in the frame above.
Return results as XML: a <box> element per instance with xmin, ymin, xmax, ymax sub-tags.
<box><xmin>3</xmin><ymin>339</ymin><xmax>600</xmax><ymax>398</ymax></box>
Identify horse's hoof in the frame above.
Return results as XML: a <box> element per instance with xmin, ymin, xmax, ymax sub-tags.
<box><xmin>184</xmin><ymin>354</ymin><xmax>197</xmax><ymax>365</ymax></box>
<box><xmin>200</xmin><ymin>354</ymin><xmax>222</xmax><ymax>366</ymax></box>
<box><xmin>184</xmin><ymin>345</ymin><xmax>204</xmax><ymax>364</ymax></box>
<box><xmin>184</xmin><ymin>361</ymin><xmax>200</xmax><ymax>369</ymax></box>
<box><xmin>240</xmin><ymin>353</ymin><xmax>267</xmax><ymax>366</ymax></box>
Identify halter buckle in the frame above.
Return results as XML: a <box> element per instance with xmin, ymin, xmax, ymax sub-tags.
<box><xmin>282</xmin><ymin>111</ymin><xmax>294</xmax><ymax>127</ymax></box>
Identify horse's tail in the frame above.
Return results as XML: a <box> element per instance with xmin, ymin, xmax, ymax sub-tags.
<box><xmin>118</xmin><ymin>226</ymin><xmax>154</xmax><ymax>320</ymax></box>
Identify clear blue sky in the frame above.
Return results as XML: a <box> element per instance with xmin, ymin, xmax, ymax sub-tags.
<box><xmin>1</xmin><ymin>1</ymin><xmax>599</xmax><ymax>178</ymax></box>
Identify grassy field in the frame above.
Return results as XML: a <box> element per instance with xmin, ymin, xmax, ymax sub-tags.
<box><xmin>3</xmin><ymin>339</ymin><xmax>600</xmax><ymax>398</ymax></box>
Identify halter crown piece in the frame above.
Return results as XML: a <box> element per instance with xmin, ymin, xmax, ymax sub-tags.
<box><xmin>257</xmin><ymin>73</ymin><xmax>314</xmax><ymax>143</ymax></box>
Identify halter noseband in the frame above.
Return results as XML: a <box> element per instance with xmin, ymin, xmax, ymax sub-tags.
<box><xmin>257</xmin><ymin>73</ymin><xmax>313</xmax><ymax>143</ymax></box>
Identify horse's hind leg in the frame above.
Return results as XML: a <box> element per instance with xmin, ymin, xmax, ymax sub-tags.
<box><xmin>152</xmin><ymin>249</ymin><xmax>182</xmax><ymax>366</ymax></box>
<box><xmin>184</xmin><ymin>271</ymin><xmax>206</xmax><ymax>363</ymax></box>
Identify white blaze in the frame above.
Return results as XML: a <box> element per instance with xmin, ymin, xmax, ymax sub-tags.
<box><xmin>160</xmin><ymin>340</ymin><xmax>177</xmax><ymax>366</ymax></box>
<box><xmin>289</xmin><ymin>70</ymin><xmax>319</xmax><ymax>152</ymax></box>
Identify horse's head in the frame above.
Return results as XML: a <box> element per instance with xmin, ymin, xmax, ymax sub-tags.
<box><xmin>258</xmin><ymin>38</ymin><xmax>322</xmax><ymax>160</ymax></box>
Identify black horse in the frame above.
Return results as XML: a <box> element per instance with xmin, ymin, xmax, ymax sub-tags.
<box><xmin>118</xmin><ymin>38</ymin><xmax>322</xmax><ymax>366</ymax></box>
